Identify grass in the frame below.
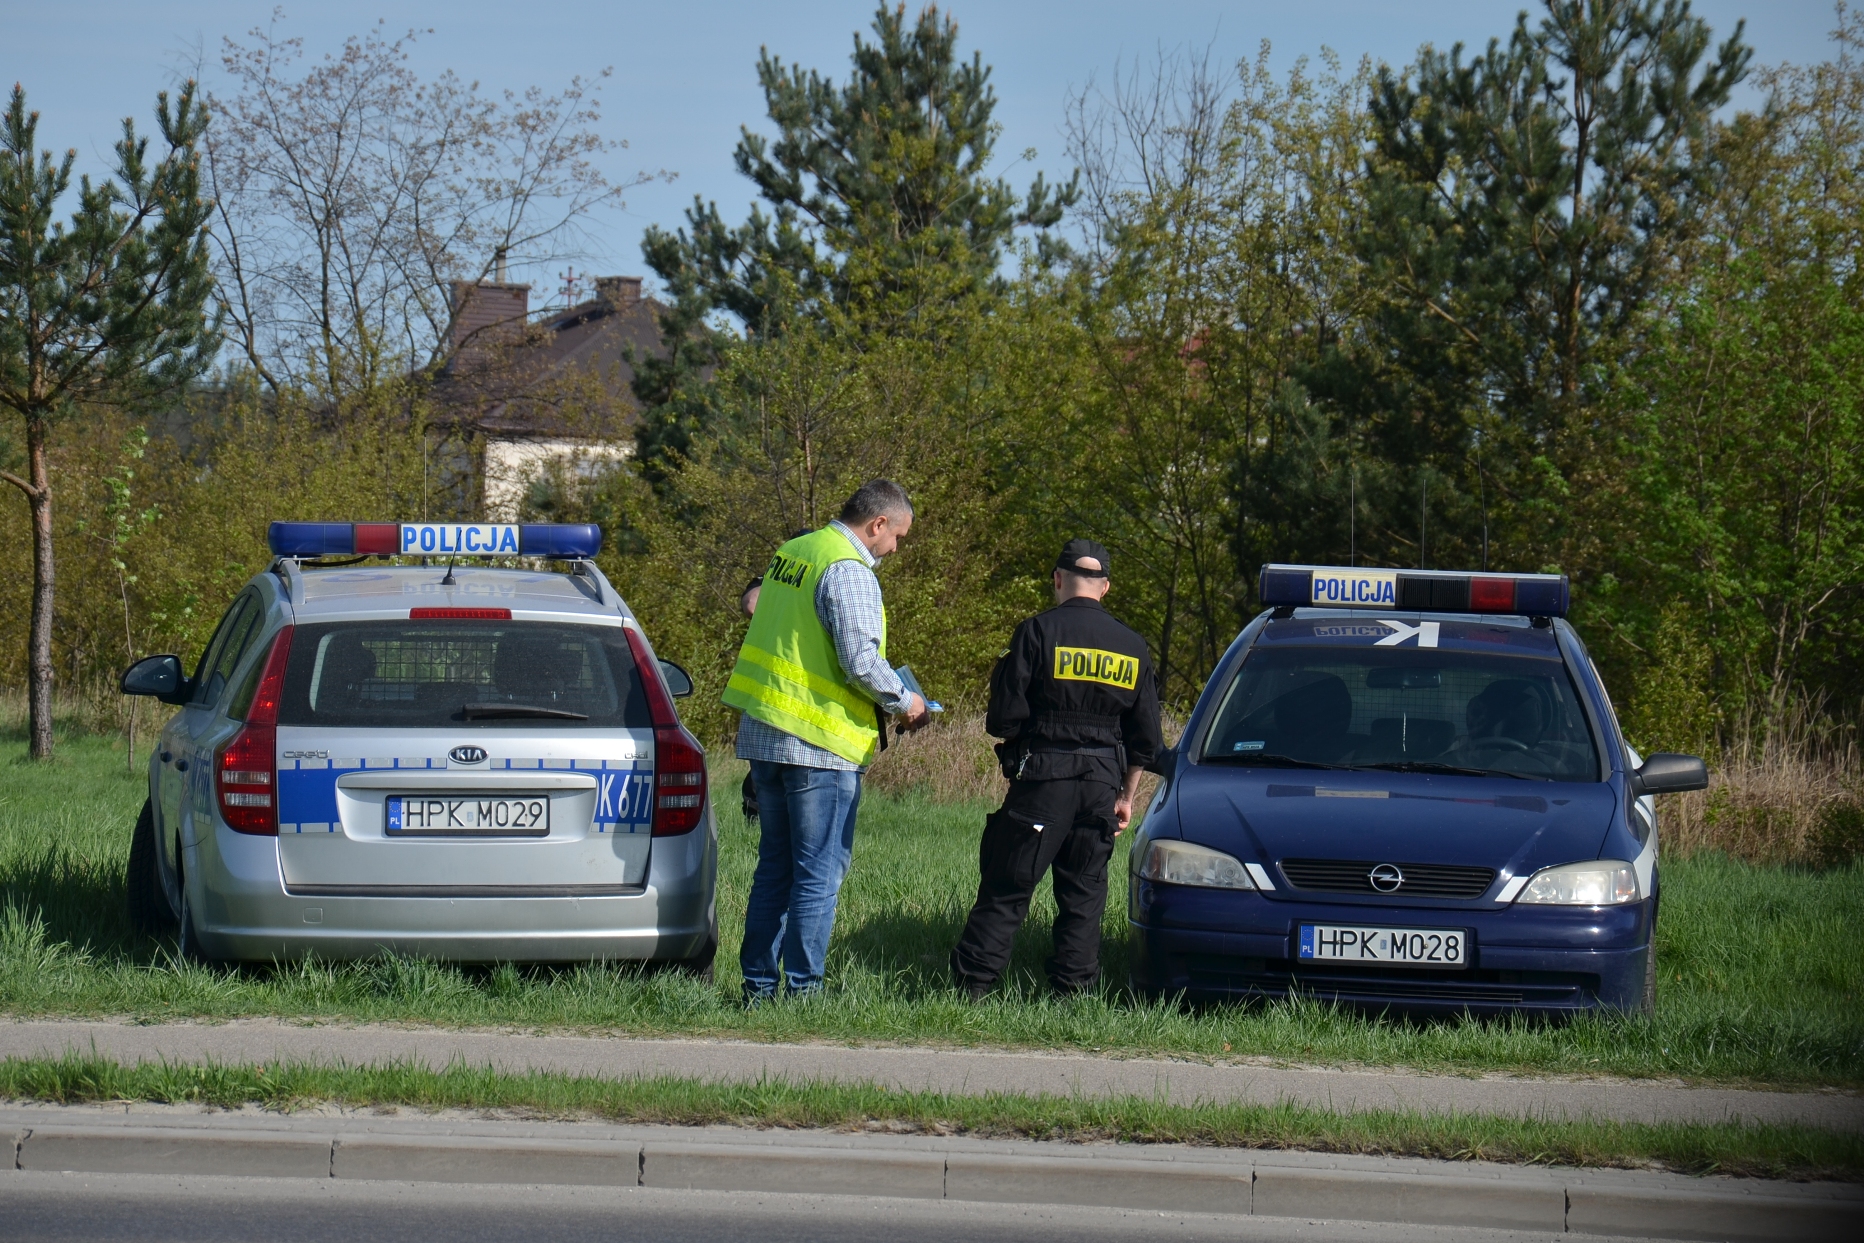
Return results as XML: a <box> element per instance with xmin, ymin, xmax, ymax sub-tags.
<box><xmin>1</xmin><ymin>730</ymin><xmax>1862</xmax><ymax>1089</ymax></box>
<box><xmin>5</xmin><ymin>1052</ymin><xmax>1859</xmax><ymax>1181</ymax></box>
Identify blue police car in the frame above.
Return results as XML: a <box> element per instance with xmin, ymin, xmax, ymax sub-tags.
<box><xmin>1128</xmin><ymin>565</ymin><xmax>1707</xmax><ymax>1015</ymax></box>
<box><xmin>117</xmin><ymin>521</ymin><xmax>717</xmax><ymax>971</ymax></box>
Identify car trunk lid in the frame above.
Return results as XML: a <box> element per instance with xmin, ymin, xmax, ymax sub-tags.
<box><xmin>275</xmin><ymin>726</ymin><xmax>654</xmax><ymax>894</ymax></box>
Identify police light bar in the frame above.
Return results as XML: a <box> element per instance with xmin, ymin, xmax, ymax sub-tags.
<box><xmin>1258</xmin><ymin>564</ymin><xmax>1569</xmax><ymax>618</ymax></box>
<box><xmin>268</xmin><ymin>522</ymin><xmax>603</xmax><ymax>560</ymax></box>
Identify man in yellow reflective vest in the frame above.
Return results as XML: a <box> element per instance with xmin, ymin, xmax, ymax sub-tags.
<box><xmin>722</xmin><ymin>480</ymin><xmax>929</xmax><ymax>1003</ymax></box>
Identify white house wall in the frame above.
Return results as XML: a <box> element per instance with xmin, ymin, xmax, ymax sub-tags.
<box><xmin>483</xmin><ymin>439</ymin><xmax>632</xmax><ymax>521</ymax></box>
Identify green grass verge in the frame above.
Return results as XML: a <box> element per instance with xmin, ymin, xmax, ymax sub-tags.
<box><xmin>3</xmin><ymin>1053</ymin><xmax>1857</xmax><ymax>1182</ymax></box>
<box><xmin>3</xmin><ymin>732</ymin><xmax>1862</xmax><ymax>1088</ymax></box>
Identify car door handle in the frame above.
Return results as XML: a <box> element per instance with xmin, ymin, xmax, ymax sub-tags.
<box><xmin>160</xmin><ymin>751</ymin><xmax>172</xmax><ymax>763</ymax></box>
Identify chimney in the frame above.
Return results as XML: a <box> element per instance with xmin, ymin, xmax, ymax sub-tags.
<box><xmin>450</xmin><ymin>279</ymin><xmax>530</xmax><ymax>355</ymax></box>
<box><xmin>595</xmin><ymin>276</ymin><xmax>643</xmax><ymax>309</ymax></box>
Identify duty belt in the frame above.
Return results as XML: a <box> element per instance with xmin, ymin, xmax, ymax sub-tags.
<box><xmin>1015</xmin><ymin>742</ymin><xmax>1125</xmax><ymax>780</ymax></box>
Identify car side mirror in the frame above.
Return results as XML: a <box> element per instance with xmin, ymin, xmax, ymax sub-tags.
<box><xmin>121</xmin><ymin>654</ymin><xmax>190</xmax><ymax>705</ymax></box>
<box><xmin>1634</xmin><ymin>752</ymin><xmax>1708</xmax><ymax>795</ymax></box>
<box><xmin>658</xmin><ymin>659</ymin><xmax>694</xmax><ymax>698</ymax></box>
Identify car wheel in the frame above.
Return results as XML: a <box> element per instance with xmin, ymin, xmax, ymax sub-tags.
<box><xmin>175</xmin><ymin>867</ymin><xmax>219</xmax><ymax>966</ymax></box>
<box><xmin>665</xmin><ymin>929</ymin><xmax>717</xmax><ymax>982</ymax></box>
<box><xmin>1638</xmin><ymin>943</ymin><xmax>1656</xmax><ymax>1018</ymax></box>
<box><xmin>126</xmin><ymin>800</ymin><xmax>176</xmax><ymax>938</ymax></box>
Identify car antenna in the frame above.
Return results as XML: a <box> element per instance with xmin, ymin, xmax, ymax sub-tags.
<box><xmin>441</xmin><ymin>558</ymin><xmax>456</xmax><ymax>585</ymax></box>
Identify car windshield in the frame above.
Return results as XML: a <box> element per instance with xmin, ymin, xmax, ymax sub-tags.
<box><xmin>1200</xmin><ymin>645</ymin><xmax>1601</xmax><ymax>781</ymax></box>
<box><xmin>278</xmin><ymin>621</ymin><xmax>652</xmax><ymax>729</ymax></box>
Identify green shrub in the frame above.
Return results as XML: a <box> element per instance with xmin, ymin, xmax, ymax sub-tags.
<box><xmin>1812</xmin><ymin>800</ymin><xmax>1864</xmax><ymax>869</ymax></box>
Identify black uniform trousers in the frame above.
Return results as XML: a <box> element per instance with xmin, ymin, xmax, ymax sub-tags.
<box><xmin>950</xmin><ymin>775</ymin><xmax>1120</xmax><ymax>994</ymax></box>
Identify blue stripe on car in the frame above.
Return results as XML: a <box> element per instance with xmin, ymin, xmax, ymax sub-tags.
<box><xmin>277</xmin><ymin>758</ymin><xmax>655</xmax><ymax>833</ymax></box>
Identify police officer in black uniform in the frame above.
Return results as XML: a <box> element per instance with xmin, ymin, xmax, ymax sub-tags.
<box><xmin>950</xmin><ymin>539</ymin><xmax>1163</xmax><ymax>999</ymax></box>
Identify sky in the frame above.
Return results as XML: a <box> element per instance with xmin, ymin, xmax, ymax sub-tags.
<box><xmin>2</xmin><ymin>0</ymin><xmax>1845</xmax><ymax>299</ymax></box>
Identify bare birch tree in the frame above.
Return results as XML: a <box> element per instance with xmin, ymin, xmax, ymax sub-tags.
<box><xmin>205</xmin><ymin>14</ymin><xmax>660</xmax><ymax>401</ymax></box>
<box><xmin>1063</xmin><ymin>44</ymin><xmax>1372</xmax><ymax>699</ymax></box>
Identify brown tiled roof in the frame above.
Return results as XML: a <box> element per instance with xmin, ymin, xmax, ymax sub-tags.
<box><xmin>434</xmin><ymin>278</ymin><xmax>668</xmax><ymax>439</ymax></box>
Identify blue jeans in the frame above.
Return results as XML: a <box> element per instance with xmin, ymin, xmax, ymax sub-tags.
<box><xmin>740</xmin><ymin>760</ymin><xmax>863</xmax><ymax>998</ymax></box>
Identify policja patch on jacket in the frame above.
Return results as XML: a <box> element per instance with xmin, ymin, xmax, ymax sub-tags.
<box><xmin>1052</xmin><ymin>646</ymin><xmax>1140</xmax><ymax>689</ymax></box>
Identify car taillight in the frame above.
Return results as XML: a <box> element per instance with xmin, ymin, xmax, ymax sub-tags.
<box><xmin>621</xmin><ymin>623</ymin><xmax>708</xmax><ymax>836</ymax></box>
<box><xmin>216</xmin><ymin>627</ymin><xmax>294</xmax><ymax>836</ymax></box>
<box><xmin>652</xmin><ymin>726</ymin><xmax>708</xmax><ymax>835</ymax></box>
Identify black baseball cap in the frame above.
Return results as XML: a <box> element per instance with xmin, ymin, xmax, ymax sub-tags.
<box><xmin>1055</xmin><ymin>538</ymin><xmax>1110</xmax><ymax>578</ymax></box>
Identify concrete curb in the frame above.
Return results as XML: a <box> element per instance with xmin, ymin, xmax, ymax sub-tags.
<box><xmin>7</xmin><ymin>1018</ymin><xmax>1860</xmax><ymax>1132</ymax></box>
<box><xmin>3</xmin><ymin>1110</ymin><xmax>1857</xmax><ymax>1240</ymax></box>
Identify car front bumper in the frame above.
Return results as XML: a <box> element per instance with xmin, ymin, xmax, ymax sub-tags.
<box><xmin>1129</xmin><ymin>880</ymin><xmax>1653</xmax><ymax>1014</ymax></box>
<box><xmin>183</xmin><ymin>817</ymin><xmax>717</xmax><ymax>964</ymax></box>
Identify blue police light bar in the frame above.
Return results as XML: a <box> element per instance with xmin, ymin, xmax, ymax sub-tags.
<box><xmin>1258</xmin><ymin>564</ymin><xmax>1569</xmax><ymax>618</ymax></box>
<box><xmin>268</xmin><ymin>522</ymin><xmax>603</xmax><ymax>559</ymax></box>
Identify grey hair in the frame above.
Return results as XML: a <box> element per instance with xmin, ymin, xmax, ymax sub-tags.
<box><xmin>839</xmin><ymin>479</ymin><xmax>914</xmax><ymax>525</ymax></box>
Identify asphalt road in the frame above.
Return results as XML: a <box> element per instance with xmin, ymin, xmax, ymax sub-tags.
<box><xmin>5</xmin><ymin>1018</ymin><xmax>1859</xmax><ymax>1131</ymax></box>
<box><xmin>0</xmin><ymin>1172</ymin><xmax>1585</xmax><ymax>1243</ymax></box>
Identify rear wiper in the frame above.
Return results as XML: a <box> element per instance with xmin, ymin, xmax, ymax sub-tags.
<box><xmin>460</xmin><ymin>702</ymin><xmax>589</xmax><ymax>721</ymax></box>
<box><xmin>1202</xmin><ymin>753</ymin><xmax>1352</xmax><ymax>770</ymax></box>
<box><xmin>1357</xmin><ymin>761</ymin><xmax>1527</xmax><ymax>780</ymax></box>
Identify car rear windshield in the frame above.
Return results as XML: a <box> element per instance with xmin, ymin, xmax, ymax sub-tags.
<box><xmin>1200</xmin><ymin>646</ymin><xmax>1601</xmax><ymax>781</ymax></box>
<box><xmin>278</xmin><ymin>622</ymin><xmax>652</xmax><ymax>729</ymax></box>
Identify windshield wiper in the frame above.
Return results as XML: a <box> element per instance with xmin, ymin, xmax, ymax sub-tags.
<box><xmin>460</xmin><ymin>702</ymin><xmax>589</xmax><ymax>721</ymax></box>
<box><xmin>1203</xmin><ymin>753</ymin><xmax>1353</xmax><ymax>770</ymax></box>
<box><xmin>1357</xmin><ymin>761</ymin><xmax>1527</xmax><ymax>779</ymax></box>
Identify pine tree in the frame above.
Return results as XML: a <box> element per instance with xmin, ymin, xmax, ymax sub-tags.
<box><xmin>1307</xmin><ymin>0</ymin><xmax>1749</xmax><ymax>571</ymax></box>
<box><xmin>0</xmin><ymin>84</ymin><xmax>218</xmax><ymax>759</ymax></box>
<box><xmin>633</xmin><ymin>3</ymin><xmax>1076</xmax><ymax>472</ymax></box>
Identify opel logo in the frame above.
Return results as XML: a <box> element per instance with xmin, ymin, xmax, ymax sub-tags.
<box><xmin>449</xmin><ymin>745</ymin><xmax>488</xmax><ymax>765</ymax></box>
<box><xmin>1368</xmin><ymin>863</ymin><xmax>1405</xmax><ymax>893</ymax></box>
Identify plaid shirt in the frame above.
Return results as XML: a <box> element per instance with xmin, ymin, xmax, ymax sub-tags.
<box><xmin>736</xmin><ymin>521</ymin><xmax>910</xmax><ymax>772</ymax></box>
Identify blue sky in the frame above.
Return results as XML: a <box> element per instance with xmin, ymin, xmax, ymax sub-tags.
<box><xmin>3</xmin><ymin>1</ymin><xmax>1842</xmax><ymax>295</ymax></box>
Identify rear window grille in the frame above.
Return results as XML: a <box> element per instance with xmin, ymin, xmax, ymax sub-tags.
<box><xmin>1278</xmin><ymin>858</ymin><xmax>1496</xmax><ymax>899</ymax></box>
<box><xmin>363</xmin><ymin>637</ymin><xmax>502</xmax><ymax>690</ymax></box>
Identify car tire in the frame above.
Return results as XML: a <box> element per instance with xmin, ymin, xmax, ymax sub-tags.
<box><xmin>665</xmin><ymin>929</ymin><xmax>717</xmax><ymax>982</ymax></box>
<box><xmin>126</xmin><ymin>800</ymin><xmax>176</xmax><ymax>938</ymax></box>
<box><xmin>1638</xmin><ymin>943</ymin><xmax>1657</xmax><ymax>1017</ymax></box>
<box><xmin>175</xmin><ymin>867</ymin><xmax>220</xmax><ymax>966</ymax></box>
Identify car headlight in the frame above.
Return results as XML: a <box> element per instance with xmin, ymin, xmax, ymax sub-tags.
<box><xmin>1136</xmin><ymin>839</ymin><xmax>1256</xmax><ymax>889</ymax></box>
<box><xmin>1513</xmin><ymin>860</ymin><xmax>1640</xmax><ymax>905</ymax></box>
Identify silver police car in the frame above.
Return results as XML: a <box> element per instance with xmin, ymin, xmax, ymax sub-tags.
<box><xmin>118</xmin><ymin>521</ymin><xmax>717</xmax><ymax>972</ymax></box>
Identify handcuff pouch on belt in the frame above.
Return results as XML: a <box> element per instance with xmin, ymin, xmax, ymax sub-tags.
<box><xmin>994</xmin><ymin>739</ymin><xmax>1026</xmax><ymax>781</ymax></box>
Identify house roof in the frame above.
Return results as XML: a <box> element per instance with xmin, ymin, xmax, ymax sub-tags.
<box><xmin>433</xmin><ymin>278</ymin><xmax>669</xmax><ymax>440</ymax></box>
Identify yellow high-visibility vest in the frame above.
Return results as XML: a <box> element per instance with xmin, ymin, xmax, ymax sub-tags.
<box><xmin>722</xmin><ymin>525</ymin><xmax>887</xmax><ymax>765</ymax></box>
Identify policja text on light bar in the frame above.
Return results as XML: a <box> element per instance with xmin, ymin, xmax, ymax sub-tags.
<box><xmin>267</xmin><ymin>522</ymin><xmax>603</xmax><ymax>560</ymax></box>
<box><xmin>1257</xmin><ymin>564</ymin><xmax>1570</xmax><ymax>618</ymax></box>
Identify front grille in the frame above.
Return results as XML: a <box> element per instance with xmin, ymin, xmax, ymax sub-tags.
<box><xmin>1279</xmin><ymin>858</ymin><xmax>1496</xmax><ymax>898</ymax></box>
